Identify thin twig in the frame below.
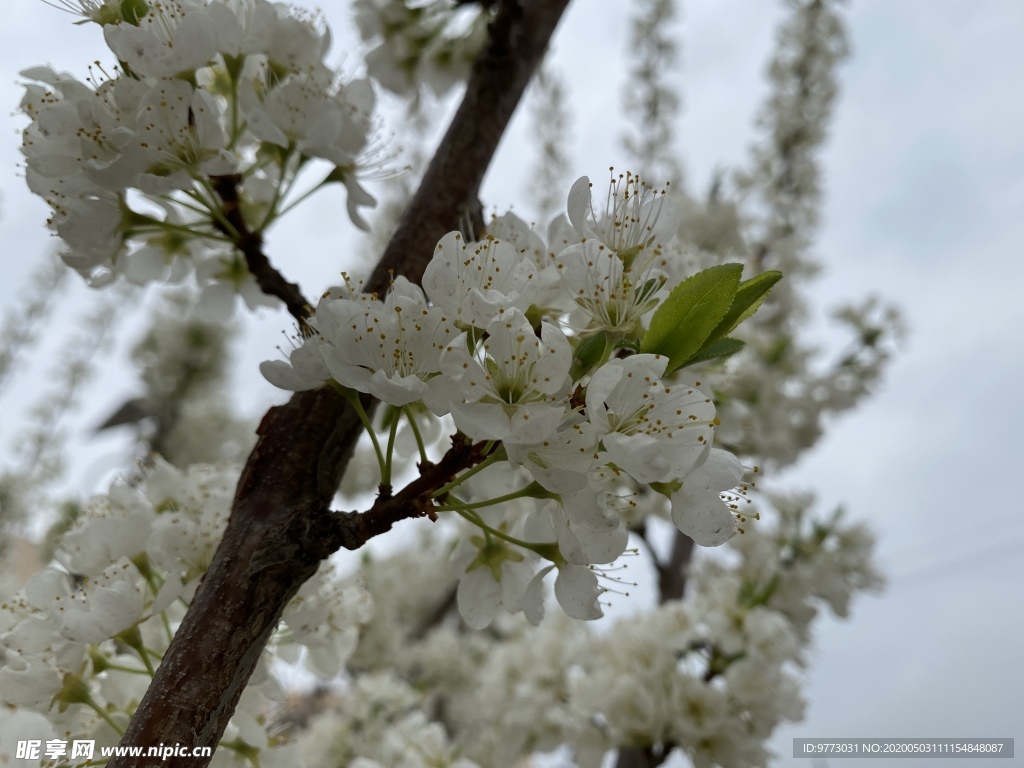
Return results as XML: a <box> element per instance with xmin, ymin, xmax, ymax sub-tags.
<box><xmin>211</xmin><ymin>174</ymin><xmax>314</xmax><ymax>329</ymax></box>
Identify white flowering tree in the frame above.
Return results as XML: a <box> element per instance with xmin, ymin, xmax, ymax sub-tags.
<box><xmin>0</xmin><ymin>1</ymin><xmax>902</xmax><ymax>767</ymax></box>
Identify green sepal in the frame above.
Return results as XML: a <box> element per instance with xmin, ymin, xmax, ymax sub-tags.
<box><xmin>531</xmin><ymin>542</ymin><xmax>562</xmax><ymax>563</ymax></box>
<box><xmin>648</xmin><ymin>480</ymin><xmax>682</xmax><ymax>499</ymax></box>
<box><xmin>569</xmin><ymin>331</ymin><xmax>611</xmax><ymax>381</ymax></box>
<box><xmin>520</xmin><ymin>481</ymin><xmax>557</xmax><ymax>500</ymax></box>
<box><xmin>466</xmin><ymin>536</ymin><xmax>524</xmax><ymax>583</ymax></box>
<box><xmin>52</xmin><ymin>673</ymin><xmax>92</xmax><ymax>713</ymax></box>
<box><xmin>640</xmin><ymin>263</ymin><xmax>743</xmax><ymax>371</ymax></box>
<box><xmin>324</xmin><ymin>164</ymin><xmax>355</xmax><ymax>184</ymax></box>
<box><xmin>89</xmin><ymin>647</ymin><xmax>112</xmax><ymax>674</ymax></box>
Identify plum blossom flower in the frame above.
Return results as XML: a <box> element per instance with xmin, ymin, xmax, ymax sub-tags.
<box><xmin>195</xmin><ymin>253</ymin><xmax>281</xmax><ymax>322</ymax></box>
<box><xmin>441</xmin><ymin>309</ymin><xmax>571</xmax><ymax>444</ymax></box>
<box><xmin>423</xmin><ymin>232</ymin><xmax>538</xmax><ymax>329</ymax></box>
<box><xmin>565</xmin><ymin>171</ymin><xmax>681</xmax><ymax>258</ymax></box>
<box><xmin>554</xmin><ymin>238</ymin><xmax>665</xmax><ymax>334</ymax></box>
<box><xmin>505</xmin><ymin>418</ymin><xmax>600</xmax><ymax>495</ymax></box>
<box><xmin>554</xmin><ymin>172</ymin><xmax>683</xmax><ymax>333</ymax></box>
<box><xmin>522</xmin><ymin>562</ymin><xmax>603</xmax><ymax>624</ymax></box>
<box><xmin>277</xmin><ymin>565</ymin><xmax>375</xmax><ymax>679</ymax></box>
<box><xmin>450</xmin><ymin>538</ymin><xmax>534</xmax><ymax>630</ymax></box>
<box><xmin>524</xmin><ymin>491</ymin><xmax>628</xmax><ymax>567</ymax></box>
<box><xmin>23</xmin><ymin>560</ymin><xmax>146</xmax><ymax>644</ymax></box>
<box><xmin>586</xmin><ymin>354</ymin><xmax>715</xmax><ymax>484</ymax></box>
<box><xmin>318</xmin><ymin>277</ymin><xmax>457</xmax><ymax>412</ymax></box>
<box><xmin>103</xmin><ymin>0</ymin><xmax>221</xmax><ymax>78</ymax></box>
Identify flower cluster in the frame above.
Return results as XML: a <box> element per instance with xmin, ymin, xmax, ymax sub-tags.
<box><xmin>298</xmin><ymin>671</ymin><xmax>480</xmax><ymax>768</ymax></box>
<box><xmin>20</xmin><ymin>0</ymin><xmax>378</xmax><ymax>317</ymax></box>
<box><xmin>263</xmin><ymin>173</ymin><xmax>765</xmax><ymax>627</ymax></box>
<box><xmin>0</xmin><ymin>459</ymin><xmax>372</xmax><ymax>767</ymax></box>
<box><xmin>289</xmin><ymin>494</ymin><xmax>882</xmax><ymax>768</ymax></box>
<box><xmin>353</xmin><ymin>0</ymin><xmax>489</xmax><ymax>98</ymax></box>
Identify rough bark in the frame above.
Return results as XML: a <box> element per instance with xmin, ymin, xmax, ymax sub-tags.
<box><xmin>110</xmin><ymin>2</ymin><xmax>571</xmax><ymax>765</ymax></box>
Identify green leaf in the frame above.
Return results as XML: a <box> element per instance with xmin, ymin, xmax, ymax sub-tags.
<box><xmin>641</xmin><ymin>263</ymin><xmax>743</xmax><ymax>371</ymax></box>
<box><xmin>675</xmin><ymin>270</ymin><xmax>781</xmax><ymax>369</ymax></box>
<box><xmin>712</xmin><ymin>270</ymin><xmax>783</xmax><ymax>341</ymax></box>
<box><xmin>679</xmin><ymin>337</ymin><xmax>745</xmax><ymax>368</ymax></box>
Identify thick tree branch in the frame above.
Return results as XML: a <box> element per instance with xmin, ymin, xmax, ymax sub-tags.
<box><xmin>112</xmin><ymin>2</ymin><xmax>571</xmax><ymax>765</ymax></box>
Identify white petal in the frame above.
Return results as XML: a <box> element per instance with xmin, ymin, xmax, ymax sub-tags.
<box><xmin>456</xmin><ymin>568</ymin><xmax>500</xmax><ymax>630</ymax></box>
<box><xmin>260</xmin><ymin>360</ymin><xmax>320</xmax><ymax>391</ymax></box>
<box><xmin>671</xmin><ymin>449</ymin><xmax>744</xmax><ymax>546</ymax></box>
<box><xmin>522</xmin><ymin>565</ymin><xmax>554</xmax><ymax>626</ymax></box>
<box><xmin>567</xmin><ymin>175</ymin><xmax>592</xmax><ymax>237</ymax></box>
<box><xmin>554</xmin><ymin>564</ymin><xmax>603</xmax><ymax>620</ymax></box>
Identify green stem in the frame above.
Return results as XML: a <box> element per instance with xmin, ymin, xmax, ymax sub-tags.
<box><xmin>137</xmin><ymin>646</ymin><xmax>156</xmax><ymax>676</ymax></box>
<box><xmin>258</xmin><ymin>146</ymin><xmax>295</xmax><ymax>232</ymax></box>
<box><xmin>132</xmin><ymin>217</ymin><xmax>232</xmax><ymax>243</ymax></box>
<box><xmin>434</xmin><ymin>487</ymin><xmax>533</xmax><ymax>512</ymax></box>
<box><xmin>273</xmin><ymin>176</ymin><xmax>331</xmax><ymax>219</ymax></box>
<box><xmin>190</xmin><ymin>183</ymin><xmax>240</xmax><ymax>239</ymax></box>
<box><xmin>406</xmin><ymin>408</ymin><xmax>429</xmax><ymax>465</ymax></box>
<box><xmin>451</xmin><ymin>507</ymin><xmax>547</xmax><ymax>553</ymax></box>
<box><xmin>383</xmin><ymin>407</ymin><xmax>401</xmax><ymax>487</ymax></box>
<box><xmin>85</xmin><ymin>696</ymin><xmax>125</xmax><ymax>736</ymax></box>
<box><xmin>330</xmin><ymin>382</ymin><xmax>386</xmax><ymax>480</ymax></box>
<box><xmin>160</xmin><ymin>611</ymin><xmax>173</xmax><ymax>646</ymax></box>
<box><xmin>431</xmin><ymin>449</ymin><xmax>502</xmax><ymax>498</ymax></box>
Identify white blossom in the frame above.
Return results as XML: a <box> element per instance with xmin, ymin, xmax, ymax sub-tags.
<box><xmin>103</xmin><ymin>0</ymin><xmax>221</xmax><ymax>78</ymax></box>
<box><xmin>441</xmin><ymin>309</ymin><xmax>571</xmax><ymax>444</ymax></box>
<box><xmin>318</xmin><ymin>277</ymin><xmax>457</xmax><ymax>412</ymax></box>
<box><xmin>586</xmin><ymin>354</ymin><xmax>714</xmax><ymax>484</ymax></box>
<box><xmin>424</xmin><ymin>232</ymin><xmax>538</xmax><ymax>329</ymax></box>
<box><xmin>23</xmin><ymin>560</ymin><xmax>145</xmax><ymax>644</ymax></box>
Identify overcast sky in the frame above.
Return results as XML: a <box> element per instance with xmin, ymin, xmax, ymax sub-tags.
<box><xmin>1</xmin><ymin>1</ymin><xmax>1022</xmax><ymax>766</ymax></box>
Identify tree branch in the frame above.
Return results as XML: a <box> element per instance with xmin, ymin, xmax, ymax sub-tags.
<box><xmin>211</xmin><ymin>174</ymin><xmax>314</xmax><ymax>330</ymax></box>
<box><xmin>111</xmin><ymin>2</ymin><xmax>571</xmax><ymax>765</ymax></box>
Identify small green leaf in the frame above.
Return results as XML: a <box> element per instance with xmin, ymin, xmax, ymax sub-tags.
<box><xmin>679</xmin><ymin>337</ymin><xmax>745</xmax><ymax>368</ymax></box>
<box><xmin>712</xmin><ymin>270</ymin><xmax>783</xmax><ymax>341</ymax></box>
<box><xmin>676</xmin><ymin>270</ymin><xmax>781</xmax><ymax>369</ymax></box>
<box><xmin>641</xmin><ymin>263</ymin><xmax>743</xmax><ymax>370</ymax></box>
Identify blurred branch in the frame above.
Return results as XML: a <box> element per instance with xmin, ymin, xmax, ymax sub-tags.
<box><xmin>0</xmin><ymin>253</ymin><xmax>67</xmax><ymax>396</ymax></box>
<box><xmin>526</xmin><ymin>65</ymin><xmax>571</xmax><ymax>219</ymax></box>
<box><xmin>741</xmin><ymin>0</ymin><xmax>849</xmax><ymax>272</ymax></box>
<box><xmin>622</xmin><ymin>0</ymin><xmax>682</xmax><ymax>184</ymax></box>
